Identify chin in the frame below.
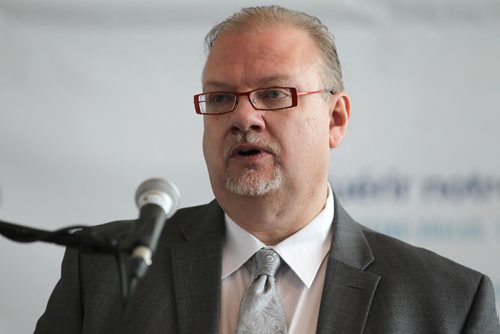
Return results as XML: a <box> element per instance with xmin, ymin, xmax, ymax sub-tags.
<box><xmin>224</xmin><ymin>168</ymin><xmax>283</xmax><ymax>197</ymax></box>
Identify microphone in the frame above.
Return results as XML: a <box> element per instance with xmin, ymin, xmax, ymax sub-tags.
<box><xmin>128</xmin><ymin>178</ymin><xmax>180</xmax><ymax>292</ymax></box>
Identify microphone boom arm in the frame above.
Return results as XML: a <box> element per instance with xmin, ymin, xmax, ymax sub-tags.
<box><xmin>0</xmin><ymin>219</ymin><xmax>121</xmax><ymax>253</ymax></box>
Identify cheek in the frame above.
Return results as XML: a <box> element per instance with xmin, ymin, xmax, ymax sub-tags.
<box><xmin>203</xmin><ymin>121</ymin><xmax>225</xmax><ymax>166</ymax></box>
<box><xmin>275</xmin><ymin>132</ymin><xmax>312</xmax><ymax>171</ymax></box>
<box><xmin>300</xmin><ymin>113</ymin><xmax>331</xmax><ymax>146</ymax></box>
<box><xmin>288</xmin><ymin>116</ymin><xmax>331</xmax><ymax>164</ymax></box>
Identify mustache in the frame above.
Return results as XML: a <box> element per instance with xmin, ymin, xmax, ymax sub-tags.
<box><xmin>223</xmin><ymin>132</ymin><xmax>280</xmax><ymax>161</ymax></box>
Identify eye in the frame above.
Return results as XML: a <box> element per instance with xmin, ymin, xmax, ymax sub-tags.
<box><xmin>208</xmin><ymin>93</ymin><xmax>234</xmax><ymax>104</ymax></box>
<box><xmin>259</xmin><ymin>88</ymin><xmax>290</xmax><ymax>100</ymax></box>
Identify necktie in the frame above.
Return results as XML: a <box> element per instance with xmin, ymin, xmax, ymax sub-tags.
<box><xmin>236</xmin><ymin>248</ymin><xmax>288</xmax><ymax>334</ymax></box>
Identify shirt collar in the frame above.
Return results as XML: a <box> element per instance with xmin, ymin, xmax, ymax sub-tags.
<box><xmin>221</xmin><ymin>184</ymin><xmax>334</xmax><ymax>288</ymax></box>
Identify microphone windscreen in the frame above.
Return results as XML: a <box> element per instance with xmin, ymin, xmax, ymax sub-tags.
<box><xmin>135</xmin><ymin>178</ymin><xmax>180</xmax><ymax>218</ymax></box>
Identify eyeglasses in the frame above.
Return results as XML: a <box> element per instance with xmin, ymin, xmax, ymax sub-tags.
<box><xmin>194</xmin><ymin>87</ymin><xmax>334</xmax><ymax>115</ymax></box>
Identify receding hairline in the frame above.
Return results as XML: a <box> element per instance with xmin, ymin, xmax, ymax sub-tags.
<box><xmin>207</xmin><ymin>21</ymin><xmax>312</xmax><ymax>52</ymax></box>
<box><xmin>202</xmin><ymin>25</ymin><xmax>325</xmax><ymax>90</ymax></box>
<box><xmin>205</xmin><ymin>9</ymin><xmax>320</xmax><ymax>53</ymax></box>
<box><xmin>203</xmin><ymin>6</ymin><xmax>345</xmax><ymax>92</ymax></box>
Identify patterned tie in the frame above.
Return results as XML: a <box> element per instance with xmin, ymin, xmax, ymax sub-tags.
<box><xmin>235</xmin><ymin>248</ymin><xmax>288</xmax><ymax>334</ymax></box>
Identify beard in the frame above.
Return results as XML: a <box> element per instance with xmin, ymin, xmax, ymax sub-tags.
<box><xmin>223</xmin><ymin>132</ymin><xmax>282</xmax><ymax>197</ymax></box>
<box><xmin>225</xmin><ymin>164</ymin><xmax>283</xmax><ymax>197</ymax></box>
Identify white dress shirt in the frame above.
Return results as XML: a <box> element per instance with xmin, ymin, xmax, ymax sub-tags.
<box><xmin>220</xmin><ymin>185</ymin><xmax>334</xmax><ymax>334</ymax></box>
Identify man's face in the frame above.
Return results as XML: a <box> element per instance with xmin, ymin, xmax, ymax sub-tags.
<box><xmin>202</xmin><ymin>25</ymin><xmax>343</xmax><ymax>200</ymax></box>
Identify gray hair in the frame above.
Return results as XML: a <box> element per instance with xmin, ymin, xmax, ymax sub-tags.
<box><xmin>204</xmin><ymin>5</ymin><xmax>344</xmax><ymax>92</ymax></box>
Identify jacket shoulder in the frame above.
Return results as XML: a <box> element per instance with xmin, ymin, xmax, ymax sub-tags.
<box><xmin>359</xmin><ymin>224</ymin><xmax>500</xmax><ymax>331</ymax></box>
<box><xmin>361</xmin><ymin>224</ymin><xmax>483</xmax><ymax>283</ymax></box>
<box><xmin>87</xmin><ymin>200</ymin><xmax>223</xmax><ymax>245</ymax></box>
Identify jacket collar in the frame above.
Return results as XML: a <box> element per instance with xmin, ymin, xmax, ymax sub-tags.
<box><xmin>316</xmin><ymin>195</ymin><xmax>380</xmax><ymax>334</ymax></box>
<box><xmin>171</xmin><ymin>200</ymin><xmax>225</xmax><ymax>334</ymax></box>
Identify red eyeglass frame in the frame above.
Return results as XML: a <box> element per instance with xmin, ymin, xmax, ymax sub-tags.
<box><xmin>193</xmin><ymin>87</ymin><xmax>334</xmax><ymax>115</ymax></box>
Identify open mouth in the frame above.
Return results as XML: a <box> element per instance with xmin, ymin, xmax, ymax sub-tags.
<box><xmin>238</xmin><ymin>148</ymin><xmax>261</xmax><ymax>156</ymax></box>
<box><xmin>229</xmin><ymin>144</ymin><xmax>269</xmax><ymax>159</ymax></box>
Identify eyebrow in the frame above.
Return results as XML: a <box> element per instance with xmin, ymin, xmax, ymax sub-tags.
<box><xmin>203</xmin><ymin>81</ymin><xmax>233</xmax><ymax>91</ymax></box>
<box><xmin>203</xmin><ymin>75</ymin><xmax>294</xmax><ymax>92</ymax></box>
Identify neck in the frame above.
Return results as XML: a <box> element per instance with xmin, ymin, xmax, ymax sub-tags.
<box><xmin>219</xmin><ymin>182</ymin><xmax>329</xmax><ymax>245</ymax></box>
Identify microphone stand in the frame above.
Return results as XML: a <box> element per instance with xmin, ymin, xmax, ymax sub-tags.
<box><xmin>0</xmin><ymin>219</ymin><xmax>143</xmax><ymax>305</ymax></box>
<box><xmin>0</xmin><ymin>219</ymin><xmax>121</xmax><ymax>252</ymax></box>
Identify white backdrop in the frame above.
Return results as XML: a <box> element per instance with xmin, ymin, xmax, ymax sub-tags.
<box><xmin>1</xmin><ymin>0</ymin><xmax>499</xmax><ymax>332</ymax></box>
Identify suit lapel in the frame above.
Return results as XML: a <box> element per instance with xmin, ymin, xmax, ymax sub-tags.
<box><xmin>316</xmin><ymin>197</ymin><xmax>380</xmax><ymax>334</ymax></box>
<box><xmin>170</xmin><ymin>201</ymin><xmax>225</xmax><ymax>334</ymax></box>
<box><xmin>165</xmin><ymin>196</ymin><xmax>380</xmax><ymax>333</ymax></box>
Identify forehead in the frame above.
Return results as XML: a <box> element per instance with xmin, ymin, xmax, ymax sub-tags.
<box><xmin>202</xmin><ymin>25</ymin><xmax>322</xmax><ymax>90</ymax></box>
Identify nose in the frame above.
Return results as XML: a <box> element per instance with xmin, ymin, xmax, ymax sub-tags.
<box><xmin>228</xmin><ymin>96</ymin><xmax>266</xmax><ymax>134</ymax></box>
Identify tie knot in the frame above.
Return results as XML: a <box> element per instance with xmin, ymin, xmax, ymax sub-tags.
<box><xmin>253</xmin><ymin>248</ymin><xmax>281</xmax><ymax>277</ymax></box>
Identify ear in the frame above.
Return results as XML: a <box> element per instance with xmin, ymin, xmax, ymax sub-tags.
<box><xmin>329</xmin><ymin>92</ymin><xmax>351</xmax><ymax>149</ymax></box>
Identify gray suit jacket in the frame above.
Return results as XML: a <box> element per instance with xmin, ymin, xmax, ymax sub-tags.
<box><xmin>35</xmin><ymin>198</ymin><xmax>500</xmax><ymax>333</ymax></box>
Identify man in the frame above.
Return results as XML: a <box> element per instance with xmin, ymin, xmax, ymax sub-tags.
<box><xmin>36</xmin><ymin>5</ymin><xmax>499</xmax><ymax>334</ymax></box>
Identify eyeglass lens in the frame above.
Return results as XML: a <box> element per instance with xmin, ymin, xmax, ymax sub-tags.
<box><xmin>198</xmin><ymin>87</ymin><xmax>294</xmax><ymax>114</ymax></box>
